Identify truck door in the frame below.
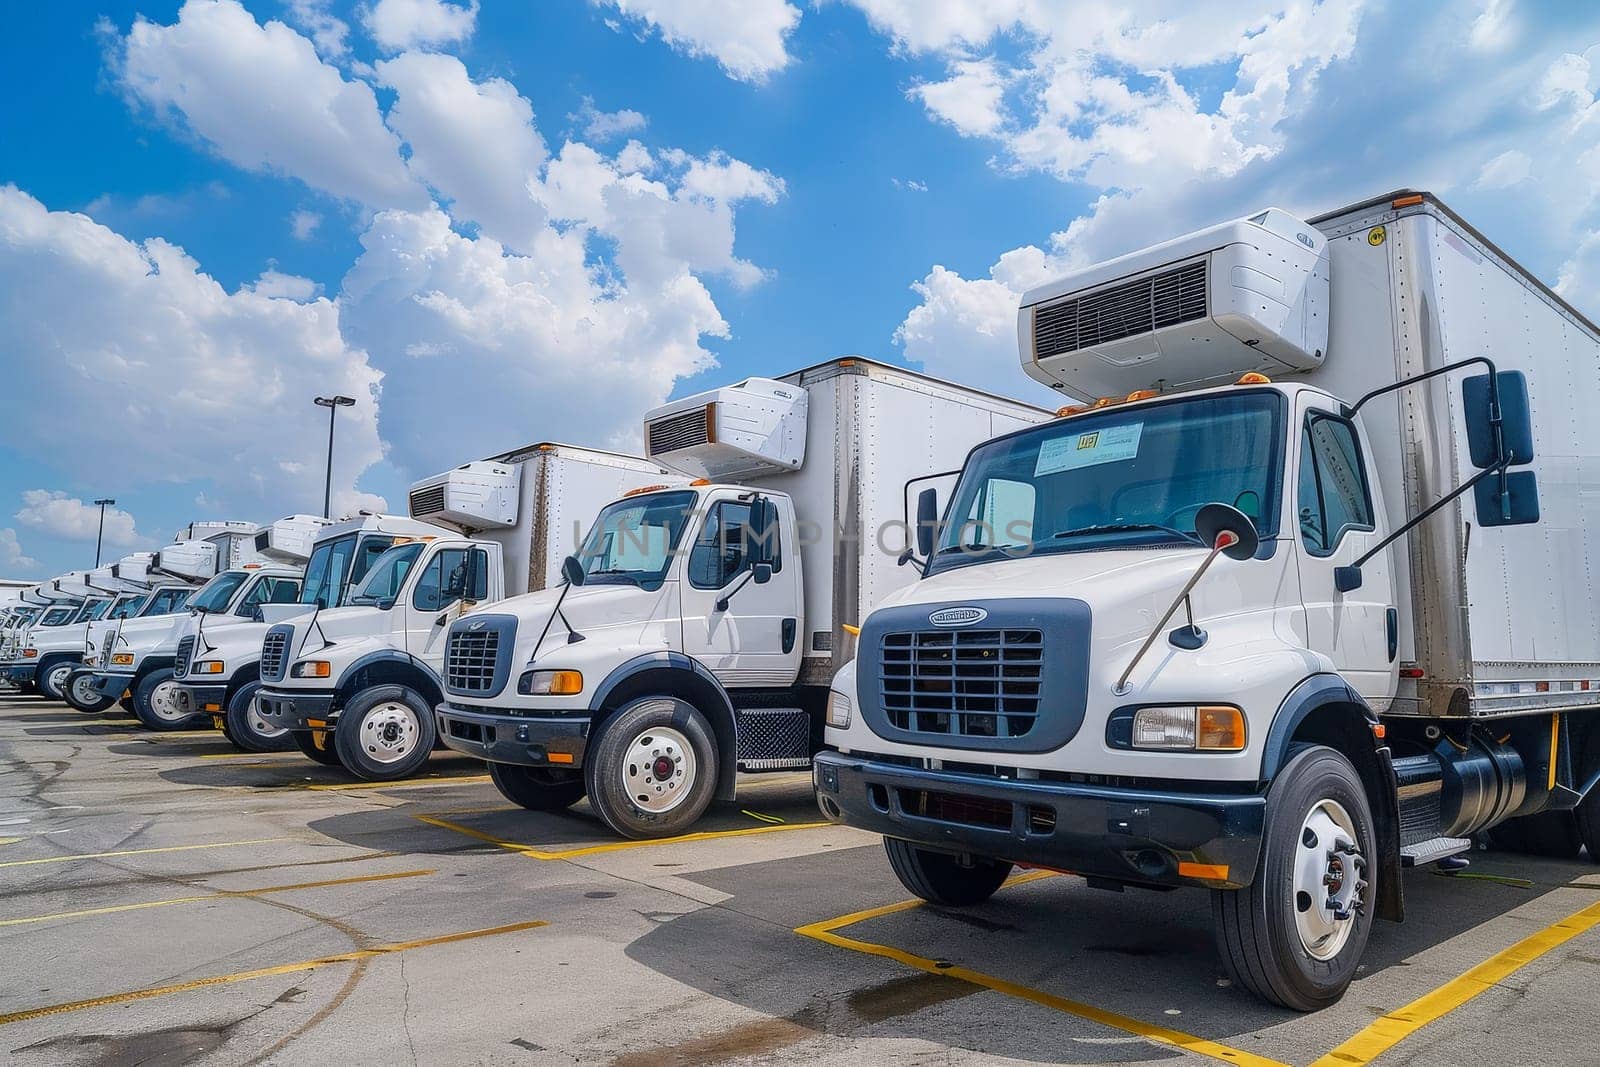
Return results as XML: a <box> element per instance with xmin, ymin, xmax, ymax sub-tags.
<box><xmin>679</xmin><ymin>496</ymin><xmax>802</xmax><ymax>686</ymax></box>
<box><xmin>404</xmin><ymin>543</ymin><xmax>490</xmax><ymax>667</ymax></box>
<box><xmin>1293</xmin><ymin>402</ymin><xmax>1398</xmax><ymax>705</ymax></box>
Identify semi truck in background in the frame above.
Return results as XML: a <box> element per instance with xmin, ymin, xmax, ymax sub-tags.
<box><xmin>432</xmin><ymin>360</ymin><xmax>1052</xmax><ymax>838</ymax></box>
<box><xmin>811</xmin><ymin>192</ymin><xmax>1600</xmax><ymax>1011</ymax></box>
<box><xmin>257</xmin><ymin>444</ymin><xmax>680</xmax><ymax>781</ymax></box>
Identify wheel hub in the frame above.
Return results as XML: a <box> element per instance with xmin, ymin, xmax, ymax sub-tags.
<box><xmin>622</xmin><ymin>727</ymin><xmax>695</xmax><ymax>814</ymax></box>
<box><xmin>360</xmin><ymin>703</ymin><xmax>418</xmax><ymax>764</ymax></box>
<box><xmin>245</xmin><ymin>696</ymin><xmax>286</xmax><ymax>739</ymax></box>
<box><xmin>1293</xmin><ymin>798</ymin><xmax>1367</xmax><ymax>960</ymax></box>
<box><xmin>150</xmin><ymin>681</ymin><xmax>184</xmax><ymax>721</ymax></box>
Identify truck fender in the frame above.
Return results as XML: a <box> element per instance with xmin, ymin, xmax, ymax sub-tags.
<box><xmin>225</xmin><ymin>660</ymin><xmax>260</xmax><ymax>701</ymax></box>
<box><xmin>1262</xmin><ymin>674</ymin><xmax>1404</xmax><ymax>923</ymax></box>
<box><xmin>590</xmin><ymin>652</ymin><xmax>739</xmax><ymax>803</ymax></box>
<box><xmin>336</xmin><ymin>650</ymin><xmax>442</xmax><ymax>710</ymax></box>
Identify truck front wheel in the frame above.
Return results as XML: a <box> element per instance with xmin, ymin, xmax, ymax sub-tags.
<box><xmin>64</xmin><ymin>670</ymin><xmax>115</xmax><ymax>713</ymax></box>
<box><xmin>490</xmin><ymin>763</ymin><xmax>586</xmax><ymax>812</ymax></box>
<box><xmin>1213</xmin><ymin>745</ymin><xmax>1376</xmax><ymax>1011</ymax></box>
<box><xmin>585</xmin><ymin>697</ymin><xmax>718</xmax><ymax>839</ymax></box>
<box><xmin>333</xmin><ymin>686</ymin><xmax>437</xmax><ymax>781</ymax></box>
<box><xmin>39</xmin><ymin>660</ymin><xmax>76</xmax><ymax>702</ymax></box>
<box><xmin>884</xmin><ymin>838</ymin><xmax>1013</xmax><ymax>906</ymax></box>
<box><xmin>133</xmin><ymin>669</ymin><xmax>207</xmax><ymax>731</ymax></box>
<box><xmin>224</xmin><ymin>681</ymin><xmax>295</xmax><ymax>753</ymax></box>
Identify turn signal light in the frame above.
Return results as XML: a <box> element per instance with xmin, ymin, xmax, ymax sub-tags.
<box><xmin>111</xmin><ymin>652</ymin><xmax>134</xmax><ymax>665</ymax></box>
<box><xmin>520</xmin><ymin>669</ymin><xmax>583</xmax><ymax>696</ymax></box>
<box><xmin>1131</xmin><ymin>705</ymin><xmax>1245</xmax><ymax>751</ymax></box>
<box><xmin>1197</xmin><ymin>706</ymin><xmax>1246</xmax><ymax>751</ymax></box>
<box><xmin>291</xmin><ymin>660</ymin><xmax>331</xmax><ymax>679</ymax></box>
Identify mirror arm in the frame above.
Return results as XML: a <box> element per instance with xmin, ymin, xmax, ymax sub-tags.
<box><xmin>1350</xmin><ymin>460</ymin><xmax>1503</xmax><ymax>570</ymax></box>
<box><xmin>1115</xmin><ymin>536</ymin><xmax>1235</xmax><ymax>695</ymax></box>
<box><xmin>715</xmin><ymin>571</ymin><xmax>756</xmax><ymax>613</ymax></box>
<box><xmin>1346</xmin><ymin>355</ymin><xmax>1497</xmax><ymax>418</ymax></box>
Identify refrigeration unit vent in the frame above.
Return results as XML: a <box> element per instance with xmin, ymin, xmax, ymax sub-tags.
<box><xmin>1033</xmin><ymin>261</ymin><xmax>1208</xmax><ymax>359</ymax></box>
<box><xmin>644</xmin><ymin>378</ymin><xmax>807</xmax><ymax>481</ymax></box>
<box><xmin>255</xmin><ymin>515</ymin><xmax>332</xmax><ymax>565</ymax></box>
<box><xmin>647</xmin><ymin>407</ymin><xmax>712</xmax><ymax>455</ymax></box>
<box><xmin>407</xmin><ymin>462</ymin><xmax>520</xmax><ymax>531</ymax></box>
<box><xmin>408</xmin><ymin>484</ymin><xmax>446</xmax><ymax>519</ymax></box>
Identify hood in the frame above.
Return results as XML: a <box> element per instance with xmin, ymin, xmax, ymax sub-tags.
<box><xmin>289</xmin><ymin>605</ymin><xmax>388</xmax><ymax>644</ymax></box>
<box><xmin>189</xmin><ymin>618</ymin><xmax>269</xmax><ymax>658</ymax></box>
<box><xmin>29</xmin><ymin>621</ymin><xmax>93</xmax><ymax>651</ymax></box>
<box><xmin>486</xmin><ymin>581</ymin><xmax>673</xmax><ymax>664</ymax></box>
<box><xmin>115</xmin><ymin>612</ymin><xmax>192</xmax><ymax>647</ymax></box>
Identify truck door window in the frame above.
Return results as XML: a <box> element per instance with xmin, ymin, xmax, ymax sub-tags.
<box><xmin>1298</xmin><ymin>413</ymin><xmax>1374</xmax><ymax>555</ymax></box>
<box><xmin>141</xmin><ymin>587</ymin><xmax>190</xmax><ymax>616</ymax></box>
<box><xmin>689</xmin><ymin>502</ymin><xmax>782</xmax><ymax>589</ymax></box>
<box><xmin>235</xmin><ymin>577</ymin><xmax>301</xmax><ymax>616</ymax></box>
<box><xmin>413</xmin><ymin>548</ymin><xmax>486</xmax><ymax>612</ymax></box>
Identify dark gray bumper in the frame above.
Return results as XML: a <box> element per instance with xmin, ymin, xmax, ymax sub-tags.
<box><xmin>87</xmin><ymin>672</ymin><xmax>134</xmax><ymax>699</ymax></box>
<box><xmin>812</xmin><ymin>751</ymin><xmax>1266</xmax><ymax>890</ymax></box>
<box><xmin>435</xmin><ymin>702</ymin><xmax>590</xmax><ymax>767</ymax></box>
<box><xmin>257</xmin><ymin>689</ymin><xmax>336</xmax><ymax>730</ymax></box>
<box><xmin>0</xmin><ymin>663</ymin><xmax>38</xmax><ymax>687</ymax></box>
<box><xmin>172</xmin><ymin>682</ymin><xmax>228</xmax><ymax>717</ymax></box>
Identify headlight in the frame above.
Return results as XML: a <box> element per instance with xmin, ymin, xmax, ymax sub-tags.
<box><xmin>291</xmin><ymin>660</ymin><xmax>331</xmax><ymax>679</ymax></box>
<box><xmin>1131</xmin><ymin>705</ymin><xmax>1245</xmax><ymax>752</ymax></box>
<box><xmin>826</xmin><ymin>690</ymin><xmax>852</xmax><ymax>728</ymax></box>
<box><xmin>194</xmin><ymin>660</ymin><xmax>225</xmax><ymax>675</ymax></box>
<box><xmin>111</xmin><ymin>652</ymin><xmax>134</xmax><ymax>666</ymax></box>
<box><xmin>517</xmin><ymin>669</ymin><xmax>583</xmax><ymax>696</ymax></box>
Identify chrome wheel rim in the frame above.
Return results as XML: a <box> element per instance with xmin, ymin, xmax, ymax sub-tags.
<box><xmin>359</xmin><ymin>702</ymin><xmax>419</xmax><ymax>764</ymax></box>
<box><xmin>149</xmin><ymin>680</ymin><xmax>185</xmax><ymax>722</ymax></box>
<box><xmin>245</xmin><ymin>694</ymin><xmax>286</xmax><ymax>739</ymax></box>
<box><xmin>1293</xmin><ymin>797</ymin><xmax>1366</xmax><ymax>960</ymax></box>
<box><xmin>70</xmin><ymin>674</ymin><xmax>99</xmax><ymax>706</ymax></box>
<box><xmin>622</xmin><ymin>725</ymin><xmax>695</xmax><ymax>814</ymax></box>
<box><xmin>46</xmin><ymin>664</ymin><xmax>73</xmax><ymax>695</ymax></box>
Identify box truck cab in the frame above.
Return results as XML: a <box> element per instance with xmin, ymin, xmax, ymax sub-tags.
<box><xmin>24</xmin><ymin>569</ymin><xmax>139</xmax><ymax>703</ymax></box>
<box><xmin>434</xmin><ymin>361</ymin><xmax>1050</xmax><ymax>838</ymax></box>
<box><xmin>257</xmin><ymin>444</ymin><xmax>677</xmax><ymax>781</ymax></box>
<box><xmin>0</xmin><ymin>584</ymin><xmax>99</xmax><ymax>696</ymax></box>
<box><xmin>814</xmin><ymin>193</ymin><xmax>1600</xmax><ymax>1012</ymax></box>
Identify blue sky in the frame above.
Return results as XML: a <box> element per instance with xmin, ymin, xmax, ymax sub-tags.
<box><xmin>3</xmin><ymin>0</ymin><xmax>1599</xmax><ymax>578</ymax></box>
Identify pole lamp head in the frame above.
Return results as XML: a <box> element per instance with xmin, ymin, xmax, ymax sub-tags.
<box><xmin>314</xmin><ymin>395</ymin><xmax>356</xmax><ymax>410</ymax></box>
<box><xmin>94</xmin><ymin>498</ymin><xmax>115</xmax><ymax>507</ymax></box>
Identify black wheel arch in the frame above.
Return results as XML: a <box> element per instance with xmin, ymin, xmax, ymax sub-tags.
<box><xmin>334</xmin><ymin>650</ymin><xmax>442</xmax><ymax>713</ymax></box>
<box><xmin>224</xmin><ymin>661</ymin><xmax>261</xmax><ymax>703</ymax></box>
<box><xmin>1263</xmin><ymin>674</ymin><xmax>1403</xmax><ymax>923</ymax></box>
<box><xmin>132</xmin><ymin>657</ymin><xmax>176</xmax><ymax>687</ymax></box>
<box><xmin>590</xmin><ymin>652</ymin><xmax>738</xmax><ymax>803</ymax></box>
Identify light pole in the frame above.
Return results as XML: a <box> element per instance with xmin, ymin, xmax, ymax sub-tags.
<box><xmin>313</xmin><ymin>396</ymin><xmax>356</xmax><ymax>518</ymax></box>
<box><xmin>93</xmin><ymin>498</ymin><xmax>116</xmax><ymax>567</ymax></box>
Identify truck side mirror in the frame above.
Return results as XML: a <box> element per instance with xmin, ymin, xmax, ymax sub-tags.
<box><xmin>915</xmin><ymin>488</ymin><xmax>939</xmax><ymax>559</ymax></box>
<box><xmin>752</xmin><ymin>561</ymin><xmax>773</xmax><ymax>585</ymax></box>
<box><xmin>1194</xmin><ymin>503</ymin><xmax>1259</xmax><ymax>560</ymax></box>
<box><xmin>1462</xmin><ymin>370</ymin><xmax>1535</xmax><ymax>468</ymax></box>
<box><xmin>749</xmin><ymin>498</ymin><xmax>779</xmax><ymax>566</ymax></box>
<box><xmin>561</xmin><ymin>554</ymin><xmax>586</xmax><ymax>587</ymax></box>
<box><xmin>1474</xmin><ymin>469</ymin><xmax>1541</xmax><ymax>527</ymax></box>
<box><xmin>463</xmin><ymin>551</ymin><xmax>490</xmax><ymax>600</ymax></box>
<box><xmin>1334</xmin><ymin>566</ymin><xmax>1363</xmax><ymax>592</ymax></box>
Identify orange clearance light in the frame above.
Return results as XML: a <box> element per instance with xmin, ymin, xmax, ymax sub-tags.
<box><xmin>1125</xmin><ymin>389</ymin><xmax>1159</xmax><ymax>402</ymax></box>
<box><xmin>838</xmin><ymin>359</ymin><xmax>857</xmax><ymax>368</ymax></box>
<box><xmin>624</xmin><ymin>484</ymin><xmax>673</xmax><ymax>497</ymax></box>
<box><xmin>547</xmin><ymin>751</ymin><xmax>575</xmax><ymax>765</ymax></box>
<box><xmin>1391</xmin><ymin>194</ymin><xmax>1424</xmax><ymax>209</ymax></box>
<box><xmin>538</xmin><ymin>443</ymin><xmax>556</xmax><ymax>451</ymax></box>
<box><xmin>1056</xmin><ymin>404</ymin><xmax>1090</xmax><ymax>417</ymax></box>
<box><xmin>1236</xmin><ymin>372</ymin><xmax>1271</xmax><ymax>385</ymax></box>
<box><xmin>1092</xmin><ymin>396</ymin><xmax>1119</xmax><ymax>409</ymax></box>
<box><xmin>689</xmin><ymin>478</ymin><xmax>712</xmax><ymax>486</ymax></box>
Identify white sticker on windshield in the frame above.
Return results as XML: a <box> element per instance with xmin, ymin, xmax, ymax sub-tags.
<box><xmin>1034</xmin><ymin>423</ymin><xmax>1144</xmax><ymax>475</ymax></box>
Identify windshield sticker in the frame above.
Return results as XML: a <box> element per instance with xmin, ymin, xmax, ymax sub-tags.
<box><xmin>1035</xmin><ymin>423</ymin><xmax>1144</xmax><ymax>475</ymax></box>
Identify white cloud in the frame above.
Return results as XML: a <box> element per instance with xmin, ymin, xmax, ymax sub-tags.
<box><xmin>16</xmin><ymin>491</ymin><xmax>142</xmax><ymax>547</ymax></box>
<box><xmin>575</xmin><ymin>98</ymin><xmax>648</xmax><ymax>142</ymax></box>
<box><xmin>892</xmin><ymin>177</ymin><xmax>928</xmax><ymax>192</ymax></box>
<box><xmin>250</xmin><ymin>269</ymin><xmax>321</xmax><ymax>300</ymax></box>
<box><xmin>284</xmin><ymin>0</ymin><xmax>350</xmax><ymax>58</ymax></box>
<box><xmin>0</xmin><ymin>185</ymin><xmax>386</xmax><ymax>518</ymax></box>
<box><xmin>1469</xmin><ymin>0</ymin><xmax>1518</xmax><ymax>52</ymax></box>
<box><xmin>290</xmin><ymin>208</ymin><xmax>322</xmax><ymax>240</ymax></box>
<box><xmin>594</xmin><ymin>0</ymin><xmax>800</xmax><ymax>83</ymax></box>
<box><xmin>0</xmin><ymin>529</ymin><xmax>39</xmax><ymax>572</ymax></box>
<box><xmin>117</xmin><ymin>0</ymin><xmax>425</xmax><ymax>210</ymax></box>
<box><xmin>362</xmin><ymin>0</ymin><xmax>478</xmax><ymax>53</ymax></box>
<box><xmin>912</xmin><ymin>58</ymin><xmax>1008</xmax><ymax>138</ymax></box>
<box><xmin>1476</xmin><ymin>149</ymin><xmax>1532</xmax><ymax>189</ymax></box>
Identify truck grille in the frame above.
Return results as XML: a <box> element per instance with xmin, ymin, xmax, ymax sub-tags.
<box><xmin>174</xmin><ymin>636</ymin><xmax>195</xmax><ymax>677</ymax></box>
<box><xmin>1032</xmin><ymin>260</ymin><xmax>1208</xmax><ymax>360</ymax></box>
<box><xmin>409</xmin><ymin>483</ymin><xmax>446</xmax><ymax>518</ymax></box>
<box><xmin>445</xmin><ymin>626</ymin><xmax>501</xmax><ymax>694</ymax></box>
<box><xmin>880</xmin><ymin>629</ymin><xmax>1044</xmax><ymax>740</ymax></box>
<box><xmin>646</xmin><ymin>404</ymin><xmax>712</xmax><ymax>456</ymax></box>
<box><xmin>260</xmin><ymin>625</ymin><xmax>291</xmax><ymax>683</ymax></box>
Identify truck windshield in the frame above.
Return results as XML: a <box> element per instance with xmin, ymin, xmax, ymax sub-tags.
<box><xmin>299</xmin><ymin>534</ymin><xmax>398</xmax><ymax>608</ymax></box>
<box><xmin>347</xmin><ymin>543</ymin><xmax>425</xmax><ymax>605</ymax></box>
<box><xmin>189</xmin><ymin>571</ymin><xmax>249</xmax><ymax>614</ymax></box>
<box><xmin>139</xmin><ymin>587</ymin><xmax>192</xmax><ymax>617</ymax></box>
<box><xmin>576</xmin><ymin>491</ymin><xmax>698</xmax><ymax>591</ymax></box>
<box><xmin>75</xmin><ymin>599</ymin><xmax>111</xmax><ymax>623</ymax></box>
<box><xmin>108</xmin><ymin>595</ymin><xmax>147</xmax><ymax>620</ymax></box>
<box><xmin>929</xmin><ymin>391</ymin><xmax>1284</xmax><ymax>573</ymax></box>
<box><xmin>40</xmin><ymin>607</ymin><xmax>74</xmax><ymax>626</ymax></box>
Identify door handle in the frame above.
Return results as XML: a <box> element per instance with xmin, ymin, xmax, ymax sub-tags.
<box><xmin>1386</xmin><ymin>607</ymin><xmax>1398</xmax><ymax>662</ymax></box>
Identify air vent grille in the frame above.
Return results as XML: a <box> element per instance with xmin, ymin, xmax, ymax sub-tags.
<box><xmin>174</xmin><ymin>636</ymin><xmax>195</xmax><ymax>677</ymax></box>
<box><xmin>409</xmin><ymin>484</ymin><xmax>446</xmax><ymax>518</ymax></box>
<box><xmin>646</xmin><ymin>405</ymin><xmax>712</xmax><ymax>456</ymax></box>
<box><xmin>254</xmin><ymin>531</ymin><xmax>270</xmax><ymax>552</ymax></box>
<box><xmin>1033</xmin><ymin>260</ymin><xmax>1208</xmax><ymax>360</ymax></box>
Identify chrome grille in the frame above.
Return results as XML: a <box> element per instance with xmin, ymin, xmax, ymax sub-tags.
<box><xmin>260</xmin><ymin>626</ymin><xmax>290</xmax><ymax>683</ymax></box>
<box><xmin>880</xmin><ymin>629</ymin><xmax>1044</xmax><ymax>739</ymax></box>
<box><xmin>409</xmin><ymin>483</ymin><xmax>446</xmax><ymax>518</ymax></box>
<box><xmin>646</xmin><ymin>406</ymin><xmax>710</xmax><ymax>455</ymax></box>
<box><xmin>174</xmin><ymin>636</ymin><xmax>195</xmax><ymax>677</ymax></box>
<box><xmin>1033</xmin><ymin>260</ymin><xmax>1208</xmax><ymax>360</ymax></box>
<box><xmin>445</xmin><ymin>627</ymin><xmax>501</xmax><ymax>694</ymax></box>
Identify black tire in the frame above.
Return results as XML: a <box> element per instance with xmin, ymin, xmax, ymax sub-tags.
<box><xmin>1490</xmin><ymin>810</ymin><xmax>1583</xmax><ymax>858</ymax></box>
<box><xmin>117</xmin><ymin>694</ymin><xmax>137</xmax><ymax>715</ymax></box>
<box><xmin>291</xmin><ymin>727</ymin><xmax>344</xmax><ymax>766</ymax></box>
<box><xmin>490</xmin><ymin>762</ymin><xmax>587</xmax><ymax>812</ymax></box>
<box><xmin>883</xmin><ymin>837</ymin><xmax>1013</xmax><ymax>906</ymax></box>
<box><xmin>132</xmin><ymin>668</ymin><xmax>207</xmax><ymax>731</ymax></box>
<box><xmin>38</xmin><ymin>659</ymin><xmax>76</xmax><ymax>702</ymax></box>
<box><xmin>63</xmin><ymin>670</ymin><xmax>115</xmax><ymax>713</ymax></box>
<box><xmin>584</xmin><ymin>697</ymin><xmax>719</xmax><ymax>839</ymax></box>
<box><xmin>333</xmin><ymin>685</ymin><xmax>436</xmax><ymax>781</ymax></box>
<box><xmin>223</xmin><ymin>681</ymin><xmax>295</xmax><ymax>753</ymax></box>
<box><xmin>1213</xmin><ymin>745</ymin><xmax>1377</xmax><ymax>1012</ymax></box>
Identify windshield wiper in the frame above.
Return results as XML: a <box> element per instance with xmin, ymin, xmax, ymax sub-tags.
<box><xmin>1051</xmin><ymin>522</ymin><xmax>1203</xmax><ymax>546</ymax></box>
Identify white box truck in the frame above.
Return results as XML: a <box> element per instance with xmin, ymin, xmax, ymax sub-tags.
<box><xmin>813</xmin><ymin>191</ymin><xmax>1600</xmax><ymax>1010</ymax></box>
<box><xmin>433</xmin><ymin>359</ymin><xmax>1052</xmax><ymax>838</ymax></box>
<box><xmin>256</xmin><ymin>444</ymin><xmax>680</xmax><ymax>781</ymax></box>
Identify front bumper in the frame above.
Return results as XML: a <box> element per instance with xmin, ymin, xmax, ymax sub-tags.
<box><xmin>256</xmin><ymin>688</ymin><xmax>336</xmax><ymax>731</ymax></box>
<box><xmin>813</xmin><ymin>751</ymin><xmax>1266</xmax><ymax>890</ymax></box>
<box><xmin>0</xmin><ymin>663</ymin><xmax>38</xmax><ymax>687</ymax></box>
<box><xmin>87</xmin><ymin>672</ymin><xmax>135</xmax><ymax>699</ymax></box>
<box><xmin>172</xmin><ymin>682</ymin><xmax>229</xmax><ymax>718</ymax></box>
<box><xmin>435</xmin><ymin>702</ymin><xmax>590</xmax><ymax>767</ymax></box>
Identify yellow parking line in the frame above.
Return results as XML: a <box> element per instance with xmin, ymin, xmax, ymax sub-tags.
<box><xmin>303</xmin><ymin>774</ymin><xmax>493</xmax><ymax>792</ymax></box>
<box><xmin>415</xmin><ymin>813</ymin><xmax>829</xmax><ymax>860</ymax></box>
<box><xmin>795</xmin><ymin>873</ymin><xmax>1286</xmax><ymax>1067</ymax></box>
<box><xmin>0</xmin><ymin>868</ymin><xmax>434</xmax><ymax>927</ymax></box>
<box><xmin>1312</xmin><ymin>897</ymin><xmax>1600</xmax><ymax>1066</ymax></box>
<box><xmin>0</xmin><ymin>919</ymin><xmax>547</xmax><ymax>1026</ymax></box>
<box><xmin>0</xmin><ymin>836</ymin><xmax>295</xmax><ymax>870</ymax></box>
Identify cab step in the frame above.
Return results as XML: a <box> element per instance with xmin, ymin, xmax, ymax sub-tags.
<box><xmin>735</xmin><ymin>707</ymin><xmax>811</xmax><ymax>769</ymax></box>
<box><xmin>1400</xmin><ymin>836</ymin><xmax>1473</xmax><ymax>867</ymax></box>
